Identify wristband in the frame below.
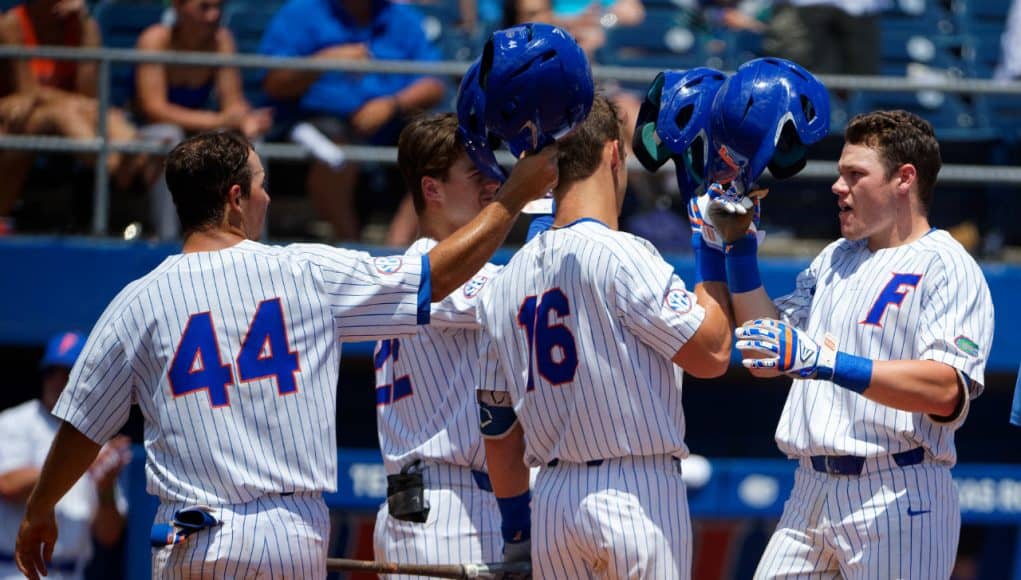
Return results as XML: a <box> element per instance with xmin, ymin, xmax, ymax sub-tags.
<box><xmin>725</xmin><ymin>235</ymin><xmax>762</xmax><ymax>293</ymax></box>
<box><xmin>692</xmin><ymin>233</ymin><xmax>726</xmax><ymax>284</ymax></box>
<box><xmin>496</xmin><ymin>490</ymin><xmax>531</xmax><ymax>543</ymax></box>
<box><xmin>831</xmin><ymin>351</ymin><xmax>874</xmax><ymax>393</ymax></box>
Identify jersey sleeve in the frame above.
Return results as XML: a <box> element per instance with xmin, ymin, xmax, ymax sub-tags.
<box><xmin>916</xmin><ymin>254</ymin><xmax>995</xmax><ymax>389</ymax></box>
<box><xmin>52</xmin><ymin>315</ymin><xmax>135</xmax><ymax>445</ymax></box>
<box><xmin>613</xmin><ymin>244</ymin><xmax>706</xmax><ymax>360</ymax></box>
<box><xmin>476</xmin><ymin>316</ymin><xmax>510</xmax><ymax>395</ymax></box>
<box><xmin>299</xmin><ymin>244</ymin><xmax>429</xmax><ymax>342</ymax></box>
<box><xmin>0</xmin><ymin>410</ymin><xmax>34</xmax><ymax>472</ymax></box>
<box><xmin>774</xmin><ymin>255</ymin><xmax>822</xmax><ymax>329</ymax></box>
<box><xmin>429</xmin><ymin>263</ymin><xmax>503</xmax><ymax>330</ymax></box>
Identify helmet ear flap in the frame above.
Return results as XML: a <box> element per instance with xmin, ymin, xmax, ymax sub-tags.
<box><xmin>632</xmin><ymin>72</ymin><xmax>673</xmax><ymax>171</ymax></box>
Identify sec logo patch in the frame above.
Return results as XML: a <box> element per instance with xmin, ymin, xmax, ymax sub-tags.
<box><xmin>665</xmin><ymin>289</ymin><xmax>693</xmax><ymax>314</ymax></box>
<box><xmin>463</xmin><ymin>275</ymin><xmax>489</xmax><ymax>299</ymax></box>
<box><xmin>374</xmin><ymin>257</ymin><xmax>403</xmax><ymax>274</ymax></box>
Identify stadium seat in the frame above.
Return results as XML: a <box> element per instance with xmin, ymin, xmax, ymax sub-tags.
<box><xmin>222</xmin><ymin>3</ymin><xmax>281</xmax><ymax>106</ymax></box>
<box><xmin>94</xmin><ymin>1</ymin><xmax>168</xmax><ymax>107</ymax></box>
<box><xmin>597</xmin><ymin>8</ymin><xmax>709</xmax><ymax>70</ymax></box>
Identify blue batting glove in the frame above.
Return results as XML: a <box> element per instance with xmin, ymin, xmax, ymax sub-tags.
<box><xmin>735</xmin><ymin>319</ymin><xmax>873</xmax><ymax>393</ymax></box>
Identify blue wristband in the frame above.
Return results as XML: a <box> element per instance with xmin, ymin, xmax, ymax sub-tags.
<box><xmin>725</xmin><ymin>235</ymin><xmax>762</xmax><ymax>293</ymax></box>
<box><xmin>496</xmin><ymin>491</ymin><xmax>531</xmax><ymax>543</ymax></box>
<box><xmin>832</xmin><ymin>351</ymin><xmax>874</xmax><ymax>393</ymax></box>
<box><xmin>692</xmin><ymin>233</ymin><xmax>726</xmax><ymax>284</ymax></box>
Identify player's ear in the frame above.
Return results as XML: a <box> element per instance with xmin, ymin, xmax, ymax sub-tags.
<box><xmin>608</xmin><ymin>139</ymin><xmax>622</xmax><ymax>172</ymax></box>
<box><xmin>421</xmin><ymin>176</ymin><xmax>443</xmax><ymax>204</ymax></box>
<box><xmin>896</xmin><ymin>163</ymin><xmax>916</xmax><ymax>197</ymax></box>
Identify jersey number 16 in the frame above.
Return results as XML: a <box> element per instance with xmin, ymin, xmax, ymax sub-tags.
<box><xmin>517</xmin><ymin>288</ymin><xmax>578</xmax><ymax>391</ymax></box>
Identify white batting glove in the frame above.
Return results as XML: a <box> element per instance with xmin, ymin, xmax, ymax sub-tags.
<box><xmin>688</xmin><ymin>182</ymin><xmax>765</xmax><ymax>252</ymax></box>
<box><xmin>735</xmin><ymin>319</ymin><xmax>837</xmax><ymax>380</ymax></box>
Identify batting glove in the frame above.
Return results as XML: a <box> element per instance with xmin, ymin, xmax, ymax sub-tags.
<box><xmin>735</xmin><ymin>319</ymin><xmax>873</xmax><ymax>392</ymax></box>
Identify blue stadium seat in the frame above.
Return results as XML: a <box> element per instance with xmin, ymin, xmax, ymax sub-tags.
<box><xmin>879</xmin><ymin>19</ymin><xmax>969</xmax><ymax>77</ymax></box>
<box><xmin>94</xmin><ymin>1</ymin><xmax>167</xmax><ymax>107</ymax></box>
<box><xmin>849</xmin><ymin>90</ymin><xmax>996</xmax><ymax>141</ymax></box>
<box><xmin>961</xmin><ymin>22</ymin><xmax>1006</xmax><ymax>78</ymax></box>
<box><xmin>223</xmin><ymin>4</ymin><xmax>281</xmax><ymax>106</ymax></box>
<box><xmin>597</xmin><ymin>8</ymin><xmax>709</xmax><ymax>70</ymax></box>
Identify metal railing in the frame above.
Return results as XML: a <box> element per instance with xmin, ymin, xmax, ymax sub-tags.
<box><xmin>2</xmin><ymin>45</ymin><xmax>1021</xmax><ymax>235</ymax></box>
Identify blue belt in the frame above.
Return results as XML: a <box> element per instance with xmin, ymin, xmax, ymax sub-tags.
<box><xmin>0</xmin><ymin>551</ymin><xmax>77</xmax><ymax>574</ymax></box>
<box><xmin>810</xmin><ymin>447</ymin><xmax>926</xmax><ymax>476</ymax></box>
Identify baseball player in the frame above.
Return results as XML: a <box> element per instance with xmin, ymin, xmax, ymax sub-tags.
<box><xmin>714</xmin><ymin>106</ymin><xmax>994</xmax><ymax>576</ymax></box>
<box><xmin>14</xmin><ymin>130</ymin><xmax>558</xmax><ymax>580</ymax></box>
<box><xmin>0</xmin><ymin>331</ymin><xmax>129</xmax><ymax>580</ymax></box>
<box><xmin>372</xmin><ymin>112</ymin><xmax>506</xmax><ymax>572</ymax></box>
<box><xmin>477</xmin><ymin>95</ymin><xmax>734</xmax><ymax>579</ymax></box>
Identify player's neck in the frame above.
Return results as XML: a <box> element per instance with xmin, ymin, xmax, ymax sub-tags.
<box><xmin>182</xmin><ymin>228</ymin><xmax>247</xmax><ymax>253</ymax></box>
<box><xmin>867</xmin><ymin>209</ymin><xmax>931</xmax><ymax>252</ymax></box>
<box><xmin>552</xmin><ymin>177</ymin><xmax>619</xmax><ymax>231</ymax></box>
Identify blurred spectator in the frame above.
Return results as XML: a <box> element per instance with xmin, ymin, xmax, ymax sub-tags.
<box><xmin>260</xmin><ymin>0</ymin><xmax>445</xmax><ymax>243</ymax></box>
<box><xmin>763</xmin><ymin>0</ymin><xmax>888</xmax><ymax>76</ymax></box>
<box><xmin>0</xmin><ymin>331</ymin><xmax>130</xmax><ymax>579</ymax></box>
<box><xmin>702</xmin><ymin>0</ymin><xmax>767</xmax><ymax>33</ymax></box>
<box><xmin>0</xmin><ymin>0</ymin><xmax>151</xmax><ymax>231</ymax></box>
<box><xmin>134</xmin><ymin>0</ymin><xmax>273</xmax><ymax>239</ymax></box>
<box><xmin>995</xmin><ymin>0</ymin><xmax>1021</xmax><ymax>81</ymax></box>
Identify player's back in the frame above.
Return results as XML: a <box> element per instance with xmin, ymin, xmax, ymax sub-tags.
<box><xmin>479</xmin><ymin>220</ymin><xmax>706</xmax><ymax>465</ymax></box>
<box><xmin>54</xmin><ymin>240</ymin><xmax>428</xmax><ymax>505</ymax></box>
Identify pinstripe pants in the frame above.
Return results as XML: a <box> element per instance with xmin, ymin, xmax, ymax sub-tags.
<box><xmin>755</xmin><ymin>461</ymin><xmax>959</xmax><ymax>580</ymax></box>
<box><xmin>373</xmin><ymin>463</ymin><xmax>502</xmax><ymax>579</ymax></box>
<box><xmin>533</xmin><ymin>455</ymin><xmax>691</xmax><ymax>580</ymax></box>
<box><xmin>151</xmin><ymin>492</ymin><xmax>330</xmax><ymax>579</ymax></box>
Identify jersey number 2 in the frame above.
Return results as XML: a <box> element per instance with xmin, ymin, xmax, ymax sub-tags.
<box><xmin>517</xmin><ymin>289</ymin><xmax>578</xmax><ymax>391</ymax></box>
<box><xmin>374</xmin><ymin>339</ymin><xmax>413</xmax><ymax>406</ymax></box>
<box><xmin>169</xmin><ymin>298</ymin><xmax>300</xmax><ymax>407</ymax></box>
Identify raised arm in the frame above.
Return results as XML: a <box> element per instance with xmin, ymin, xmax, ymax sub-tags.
<box><xmin>427</xmin><ymin>146</ymin><xmax>558</xmax><ymax>300</ymax></box>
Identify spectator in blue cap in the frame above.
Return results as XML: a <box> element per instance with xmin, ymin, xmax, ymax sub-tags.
<box><xmin>0</xmin><ymin>331</ymin><xmax>130</xmax><ymax>578</ymax></box>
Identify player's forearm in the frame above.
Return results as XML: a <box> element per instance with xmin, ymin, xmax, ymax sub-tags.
<box><xmin>863</xmin><ymin>359</ymin><xmax>962</xmax><ymax>417</ymax></box>
<box><xmin>483</xmin><ymin>423</ymin><xmax>530</xmax><ymax>498</ymax></box>
<box><xmin>730</xmin><ymin>286</ymin><xmax>778</xmax><ymax>326</ymax></box>
<box><xmin>0</xmin><ymin>467</ymin><xmax>41</xmax><ymax>503</ymax></box>
<box><xmin>673</xmin><ymin>281</ymin><xmax>731</xmax><ymax>378</ymax></box>
<box><xmin>428</xmin><ymin>147</ymin><xmax>557</xmax><ymax>299</ymax></box>
<box><xmin>24</xmin><ymin>422</ymin><xmax>101</xmax><ymax>515</ymax></box>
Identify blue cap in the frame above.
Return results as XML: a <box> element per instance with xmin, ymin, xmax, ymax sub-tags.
<box><xmin>40</xmin><ymin>331</ymin><xmax>85</xmax><ymax>369</ymax></box>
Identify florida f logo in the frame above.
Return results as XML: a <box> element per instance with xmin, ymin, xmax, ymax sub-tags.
<box><xmin>861</xmin><ymin>273</ymin><xmax>923</xmax><ymax>326</ymax></box>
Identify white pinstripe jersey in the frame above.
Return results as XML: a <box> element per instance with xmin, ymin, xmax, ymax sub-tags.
<box><xmin>773</xmin><ymin>229</ymin><xmax>994</xmax><ymax>463</ymax></box>
<box><xmin>374</xmin><ymin>238</ymin><xmax>502</xmax><ymax>475</ymax></box>
<box><xmin>52</xmin><ymin>240</ymin><xmax>429</xmax><ymax>505</ymax></box>
<box><xmin>477</xmin><ymin>219</ymin><xmax>706</xmax><ymax>466</ymax></box>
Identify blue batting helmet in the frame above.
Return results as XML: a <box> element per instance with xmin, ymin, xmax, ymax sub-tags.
<box><xmin>633</xmin><ymin>67</ymin><xmax>727</xmax><ymax>196</ymax></box>
<box><xmin>456</xmin><ymin>59</ymin><xmax>507</xmax><ymax>182</ymax></box>
<box><xmin>40</xmin><ymin>331</ymin><xmax>84</xmax><ymax>369</ymax></box>
<box><xmin>480</xmin><ymin>23</ymin><xmax>594</xmax><ymax>157</ymax></box>
<box><xmin>710</xmin><ymin>57</ymin><xmax>830</xmax><ymax>193</ymax></box>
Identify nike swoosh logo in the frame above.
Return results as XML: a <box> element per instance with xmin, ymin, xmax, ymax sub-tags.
<box><xmin>907</xmin><ymin>508</ymin><xmax>931</xmax><ymax>516</ymax></box>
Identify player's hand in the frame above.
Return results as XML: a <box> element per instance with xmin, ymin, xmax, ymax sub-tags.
<box><xmin>89</xmin><ymin>435</ymin><xmax>132</xmax><ymax>491</ymax></box>
<box><xmin>704</xmin><ymin>182</ymin><xmax>768</xmax><ymax>246</ymax></box>
<box><xmin>498</xmin><ymin>144</ymin><xmax>559</xmax><ymax>212</ymax></box>
<box><xmin>239</xmin><ymin>108</ymin><xmax>274</xmax><ymax>139</ymax></box>
<box><xmin>15</xmin><ymin>506</ymin><xmax>58</xmax><ymax>580</ymax></box>
<box><xmin>351</xmin><ymin>96</ymin><xmax>398</xmax><ymax>137</ymax></box>
<box><xmin>499</xmin><ymin>538</ymin><xmax>532</xmax><ymax>580</ymax></box>
<box><xmin>735</xmin><ymin>319</ymin><xmax>836</xmax><ymax>380</ymax></box>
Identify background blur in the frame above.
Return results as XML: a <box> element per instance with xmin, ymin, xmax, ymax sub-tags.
<box><xmin>0</xmin><ymin>0</ymin><xmax>1019</xmax><ymax>578</ymax></box>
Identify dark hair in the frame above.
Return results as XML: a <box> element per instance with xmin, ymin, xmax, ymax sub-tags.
<box><xmin>397</xmin><ymin>113</ymin><xmax>464</xmax><ymax>215</ymax></box>
<box><xmin>844</xmin><ymin>110</ymin><xmax>942</xmax><ymax>211</ymax></box>
<box><xmin>165</xmin><ymin>131</ymin><xmax>253</xmax><ymax>233</ymax></box>
<box><xmin>554</xmin><ymin>95</ymin><xmax>622</xmax><ymax>189</ymax></box>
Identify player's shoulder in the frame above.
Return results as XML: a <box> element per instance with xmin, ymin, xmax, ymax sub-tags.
<box><xmin>567</xmin><ymin>220</ymin><xmax>664</xmax><ymax>263</ymax></box>
<box><xmin>405</xmin><ymin>237</ymin><xmax>437</xmax><ymax>257</ymax></box>
<box><xmin>914</xmin><ymin>229</ymin><xmax>988</xmax><ymax>279</ymax></box>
